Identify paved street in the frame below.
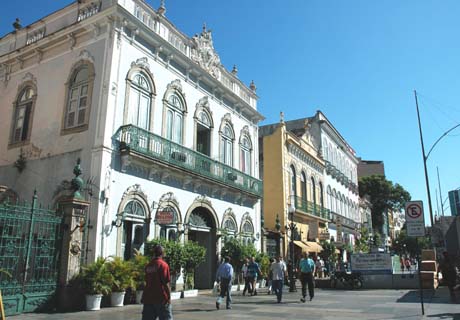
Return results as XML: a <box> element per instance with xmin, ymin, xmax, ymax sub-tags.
<box><xmin>8</xmin><ymin>287</ymin><xmax>459</xmax><ymax>320</ymax></box>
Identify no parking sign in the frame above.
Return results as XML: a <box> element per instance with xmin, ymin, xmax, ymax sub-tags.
<box><xmin>404</xmin><ymin>201</ymin><xmax>426</xmax><ymax>237</ymax></box>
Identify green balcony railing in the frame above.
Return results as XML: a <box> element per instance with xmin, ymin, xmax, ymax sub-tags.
<box><xmin>293</xmin><ymin>195</ymin><xmax>330</xmax><ymax>220</ymax></box>
<box><xmin>330</xmin><ymin>211</ymin><xmax>360</xmax><ymax>229</ymax></box>
<box><xmin>113</xmin><ymin>125</ymin><xmax>263</xmax><ymax>197</ymax></box>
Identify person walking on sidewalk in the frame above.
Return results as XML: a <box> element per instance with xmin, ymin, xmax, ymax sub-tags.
<box><xmin>216</xmin><ymin>256</ymin><xmax>234</xmax><ymax>310</ymax></box>
<box><xmin>270</xmin><ymin>256</ymin><xmax>286</xmax><ymax>303</ymax></box>
<box><xmin>247</xmin><ymin>256</ymin><xmax>262</xmax><ymax>296</ymax></box>
<box><xmin>299</xmin><ymin>252</ymin><xmax>315</xmax><ymax>303</ymax></box>
<box><xmin>439</xmin><ymin>251</ymin><xmax>458</xmax><ymax>302</ymax></box>
<box><xmin>241</xmin><ymin>258</ymin><xmax>252</xmax><ymax>296</ymax></box>
<box><xmin>141</xmin><ymin>245</ymin><xmax>172</xmax><ymax>320</ymax></box>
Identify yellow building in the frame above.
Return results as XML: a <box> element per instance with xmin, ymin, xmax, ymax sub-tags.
<box><xmin>259</xmin><ymin>115</ymin><xmax>328</xmax><ymax>261</ymax></box>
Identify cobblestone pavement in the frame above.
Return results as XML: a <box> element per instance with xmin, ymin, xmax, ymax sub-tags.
<box><xmin>8</xmin><ymin>287</ymin><xmax>460</xmax><ymax>320</ymax></box>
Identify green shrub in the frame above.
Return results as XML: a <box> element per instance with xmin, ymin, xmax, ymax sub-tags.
<box><xmin>78</xmin><ymin>257</ymin><xmax>112</xmax><ymax>295</ymax></box>
<box><xmin>106</xmin><ymin>257</ymin><xmax>135</xmax><ymax>292</ymax></box>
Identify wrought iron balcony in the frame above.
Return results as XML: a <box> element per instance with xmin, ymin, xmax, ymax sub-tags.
<box><xmin>113</xmin><ymin>125</ymin><xmax>263</xmax><ymax>198</ymax></box>
<box><xmin>293</xmin><ymin>195</ymin><xmax>330</xmax><ymax>220</ymax></box>
<box><xmin>329</xmin><ymin>211</ymin><xmax>360</xmax><ymax>229</ymax></box>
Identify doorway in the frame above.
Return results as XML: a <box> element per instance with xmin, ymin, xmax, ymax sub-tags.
<box><xmin>187</xmin><ymin>208</ymin><xmax>216</xmax><ymax>289</ymax></box>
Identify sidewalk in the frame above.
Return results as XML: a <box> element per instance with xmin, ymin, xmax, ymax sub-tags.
<box><xmin>7</xmin><ymin>286</ymin><xmax>459</xmax><ymax>320</ymax></box>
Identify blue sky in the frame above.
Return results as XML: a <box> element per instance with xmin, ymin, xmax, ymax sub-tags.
<box><xmin>2</xmin><ymin>1</ymin><xmax>460</xmax><ymax>224</ymax></box>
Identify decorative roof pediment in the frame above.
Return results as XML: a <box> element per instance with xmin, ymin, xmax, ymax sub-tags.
<box><xmin>191</xmin><ymin>24</ymin><xmax>221</xmax><ymax>79</ymax></box>
<box><xmin>158</xmin><ymin>191</ymin><xmax>179</xmax><ymax>207</ymax></box>
<box><xmin>121</xmin><ymin>184</ymin><xmax>148</xmax><ymax>204</ymax></box>
<box><xmin>166</xmin><ymin>79</ymin><xmax>183</xmax><ymax>93</ymax></box>
<box><xmin>79</xmin><ymin>49</ymin><xmax>95</xmax><ymax>64</ymax></box>
<box><xmin>193</xmin><ymin>194</ymin><xmax>212</xmax><ymax>207</ymax></box>
<box><xmin>131</xmin><ymin>57</ymin><xmax>150</xmax><ymax>71</ymax></box>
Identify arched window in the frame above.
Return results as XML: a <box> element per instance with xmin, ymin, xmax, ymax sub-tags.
<box><xmin>300</xmin><ymin>172</ymin><xmax>307</xmax><ymax>204</ymax></box>
<box><xmin>311</xmin><ymin>176</ymin><xmax>316</xmax><ymax>206</ymax></box>
<box><xmin>158</xmin><ymin>206</ymin><xmax>179</xmax><ymax>240</ymax></box>
<box><xmin>240</xmin><ymin>134</ymin><xmax>252</xmax><ymax>175</ymax></box>
<box><xmin>165</xmin><ymin>93</ymin><xmax>185</xmax><ymax>143</ymax></box>
<box><xmin>241</xmin><ymin>220</ymin><xmax>254</xmax><ymax>245</ymax></box>
<box><xmin>322</xmin><ymin>138</ymin><xmax>328</xmax><ymax>160</ymax></box>
<box><xmin>11</xmin><ymin>85</ymin><xmax>36</xmax><ymax>144</ymax></box>
<box><xmin>196</xmin><ymin>110</ymin><xmax>212</xmax><ymax>156</ymax></box>
<box><xmin>290</xmin><ymin>165</ymin><xmax>297</xmax><ymax>198</ymax></box>
<box><xmin>121</xmin><ymin>199</ymin><xmax>148</xmax><ymax>260</ymax></box>
<box><xmin>223</xmin><ymin>218</ymin><xmax>237</xmax><ymax>240</ymax></box>
<box><xmin>319</xmin><ymin>182</ymin><xmax>324</xmax><ymax>209</ymax></box>
<box><xmin>327</xmin><ymin>186</ymin><xmax>332</xmax><ymax>211</ymax></box>
<box><xmin>127</xmin><ymin>72</ymin><xmax>153</xmax><ymax>130</ymax></box>
<box><xmin>64</xmin><ymin>64</ymin><xmax>94</xmax><ymax>130</ymax></box>
<box><xmin>220</xmin><ymin>123</ymin><xmax>234</xmax><ymax>165</ymax></box>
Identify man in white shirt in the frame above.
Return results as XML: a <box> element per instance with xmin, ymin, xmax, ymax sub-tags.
<box><xmin>270</xmin><ymin>256</ymin><xmax>286</xmax><ymax>303</ymax></box>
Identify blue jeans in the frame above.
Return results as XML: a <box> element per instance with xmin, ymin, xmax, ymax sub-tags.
<box><xmin>142</xmin><ymin>303</ymin><xmax>173</xmax><ymax>320</ymax></box>
<box><xmin>218</xmin><ymin>278</ymin><xmax>232</xmax><ymax>307</ymax></box>
<box><xmin>272</xmin><ymin>280</ymin><xmax>283</xmax><ymax>302</ymax></box>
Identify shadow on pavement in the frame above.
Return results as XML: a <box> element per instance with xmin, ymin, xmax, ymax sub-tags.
<box><xmin>426</xmin><ymin>313</ymin><xmax>460</xmax><ymax>320</ymax></box>
<box><xmin>396</xmin><ymin>290</ymin><xmax>435</xmax><ymax>303</ymax></box>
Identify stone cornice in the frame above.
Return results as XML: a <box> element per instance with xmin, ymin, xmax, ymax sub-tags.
<box><xmin>286</xmin><ymin>139</ymin><xmax>324</xmax><ymax>174</ymax></box>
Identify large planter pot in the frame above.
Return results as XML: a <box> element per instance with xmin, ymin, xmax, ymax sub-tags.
<box><xmin>135</xmin><ymin>290</ymin><xmax>143</xmax><ymax>304</ymax></box>
<box><xmin>110</xmin><ymin>291</ymin><xmax>126</xmax><ymax>307</ymax></box>
<box><xmin>182</xmin><ymin>289</ymin><xmax>198</xmax><ymax>298</ymax></box>
<box><xmin>85</xmin><ymin>294</ymin><xmax>103</xmax><ymax>311</ymax></box>
<box><xmin>171</xmin><ymin>291</ymin><xmax>182</xmax><ymax>300</ymax></box>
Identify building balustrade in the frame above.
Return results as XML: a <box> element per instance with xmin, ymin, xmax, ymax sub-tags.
<box><xmin>324</xmin><ymin>160</ymin><xmax>358</xmax><ymax>194</ymax></box>
<box><xmin>113</xmin><ymin>125</ymin><xmax>263</xmax><ymax>198</ymax></box>
<box><xmin>293</xmin><ymin>195</ymin><xmax>330</xmax><ymax>220</ymax></box>
<box><xmin>329</xmin><ymin>211</ymin><xmax>361</xmax><ymax>229</ymax></box>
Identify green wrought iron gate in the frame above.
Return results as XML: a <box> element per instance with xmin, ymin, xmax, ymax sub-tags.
<box><xmin>0</xmin><ymin>192</ymin><xmax>63</xmax><ymax>316</ymax></box>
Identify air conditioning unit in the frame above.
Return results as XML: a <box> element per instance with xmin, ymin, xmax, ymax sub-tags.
<box><xmin>171</xmin><ymin>151</ymin><xmax>186</xmax><ymax>162</ymax></box>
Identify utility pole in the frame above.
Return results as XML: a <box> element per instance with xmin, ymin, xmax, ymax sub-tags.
<box><xmin>414</xmin><ymin>90</ymin><xmax>434</xmax><ymax>226</ymax></box>
<box><xmin>437</xmin><ymin>167</ymin><xmax>445</xmax><ymax>216</ymax></box>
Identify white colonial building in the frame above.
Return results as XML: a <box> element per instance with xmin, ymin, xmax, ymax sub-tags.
<box><xmin>0</xmin><ymin>0</ymin><xmax>263</xmax><ymax>288</ymax></box>
<box><xmin>308</xmin><ymin>111</ymin><xmax>361</xmax><ymax>256</ymax></box>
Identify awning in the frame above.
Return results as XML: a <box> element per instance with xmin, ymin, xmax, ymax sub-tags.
<box><xmin>304</xmin><ymin>241</ymin><xmax>323</xmax><ymax>253</ymax></box>
<box><xmin>293</xmin><ymin>240</ymin><xmax>309</xmax><ymax>252</ymax></box>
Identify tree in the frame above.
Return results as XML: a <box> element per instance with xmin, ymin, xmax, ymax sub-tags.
<box><xmin>359</xmin><ymin>175</ymin><xmax>411</xmax><ymax>235</ymax></box>
<box><xmin>391</xmin><ymin>229</ymin><xmax>432</xmax><ymax>257</ymax></box>
<box><xmin>221</xmin><ymin>238</ymin><xmax>257</xmax><ymax>273</ymax></box>
<box><xmin>182</xmin><ymin>241</ymin><xmax>206</xmax><ymax>290</ymax></box>
<box><xmin>320</xmin><ymin>240</ymin><xmax>338</xmax><ymax>264</ymax></box>
<box><xmin>354</xmin><ymin>227</ymin><xmax>371</xmax><ymax>253</ymax></box>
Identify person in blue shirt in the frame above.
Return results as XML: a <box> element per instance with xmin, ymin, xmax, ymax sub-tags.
<box><xmin>247</xmin><ymin>256</ymin><xmax>262</xmax><ymax>296</ymax></box>
<box><xmin>298</xmin><ymin>252</ymin><xmax>315</xmax><ymax>302</ymax></box>
<box><xmin>215</xmin><ymin>256</ymin><xmax>234</xmax><ymax>310</ymax></box>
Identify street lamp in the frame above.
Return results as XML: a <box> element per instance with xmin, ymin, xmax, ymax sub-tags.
<box><xmin>287</xmin><ymin>195</ymin><xmax>297</xmax><ymax>292</ymax></box>
<box><xmin>414</xmin><ymin>90</ymin><xmax>460</xmax><ymax>226</ymax></box>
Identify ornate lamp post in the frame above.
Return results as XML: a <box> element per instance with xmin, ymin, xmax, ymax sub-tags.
<box><xmin>287</xmin><ymin>195</ymin><xmax>297</xmax><ymax>292</ymax></box>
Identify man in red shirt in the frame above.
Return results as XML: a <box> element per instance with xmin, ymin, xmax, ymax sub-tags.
<box><xmin>142</xmin><ymin>245</ymin><xmax>172</xmax><ymax>320</ymax></box>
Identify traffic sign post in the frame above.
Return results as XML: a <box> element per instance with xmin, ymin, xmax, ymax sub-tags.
<box><xmin>404</xmin><ymin>200</ymin><xmax>426</xmax><ymax>316</ymax></box>
<box><xmin>405</xmin><ymin>201</ymin><xmax>425</xmax><ymax>237</ymax></box>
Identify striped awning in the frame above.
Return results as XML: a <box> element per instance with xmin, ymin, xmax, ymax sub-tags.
<box><xmin>293</xmin><ymin>240</ymin><xmax>309</xmax><ymax>252</ymax></box>
<box><xmin>304</xmin><ymin>241</ymin><xmax>323</xmax><ymax>253</ymax></box>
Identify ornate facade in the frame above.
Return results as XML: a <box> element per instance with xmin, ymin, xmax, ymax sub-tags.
<box><xmin>0</xmin><ymin>0</ymin><xmax>263</xmax><ymax>289</ymax></box>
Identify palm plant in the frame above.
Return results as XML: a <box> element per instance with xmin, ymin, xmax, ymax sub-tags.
<box><xmin>78</xmin><ymin>257</ymin><xmax>112</xmax><ymax>295</ymax></box>
<box><xmin>106</xmin><ymin>257</ymin><xmax>135</xmax><ymax>292</ymax></box>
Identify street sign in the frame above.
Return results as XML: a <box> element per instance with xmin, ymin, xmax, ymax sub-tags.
<box><xmin>404</xmin><ymin>201</ymin><xmax>425</xmax><ymax>237</ymax></box>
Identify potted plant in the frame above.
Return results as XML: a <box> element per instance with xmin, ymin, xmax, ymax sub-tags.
<box><xmin>106</xmin><ymin>257</ymin><xmax>135</xmax><ymax>307</ymax></box>
<box><xmin>146</xmin><ymin>239</ymin><xmax>183</xmax><ymax>294</ymax></box>
<box><xmin>78</xmin><ymin>258</ymin><xmax>112</xmax><ymax>311</ymax></box>
<box><xmin>181</xmin><ymin>241</ymin><xmax>206</xmax><ymax>297</ymax></box>
<box><xmin>130</xmin><ymin>252</ymin><xmax>149</xmax><ymax>304</ymax></box>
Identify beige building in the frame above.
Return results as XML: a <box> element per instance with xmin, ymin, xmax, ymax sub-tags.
<box><xmin>259</xmin><ymin>114</ymin><xmax>327</xmax><ymax>261</ymax></box>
